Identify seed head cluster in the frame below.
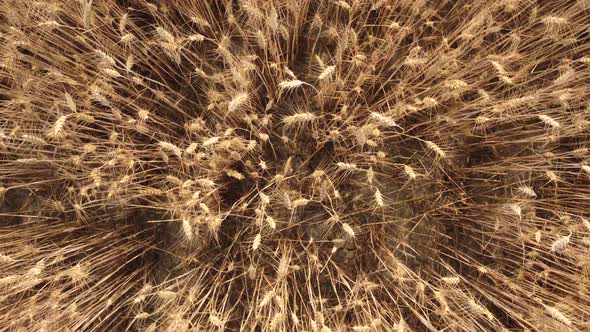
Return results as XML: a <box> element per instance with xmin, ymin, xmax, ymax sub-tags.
<box><xmin>1</xmin><ymin>0</ymin><xmax>590</xmax><ymax>331</ymax></box>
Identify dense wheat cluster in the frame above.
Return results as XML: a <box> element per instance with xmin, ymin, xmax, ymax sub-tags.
<box><xmin>1</xmin><ymin>0</ymin><xmax>590</xmax><ymax>331</ymax></box>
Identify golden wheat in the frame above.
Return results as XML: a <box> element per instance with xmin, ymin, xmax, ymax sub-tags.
<box><xmin>1</xmin><ymin>0</ymin><xmax>590</xmax><ymax>331</ymax></box>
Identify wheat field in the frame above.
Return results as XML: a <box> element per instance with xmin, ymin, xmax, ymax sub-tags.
<box><xmin>1</xmin><ymin>0</ymin><xmax>590</xmax><ymax>331</ymax></box>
